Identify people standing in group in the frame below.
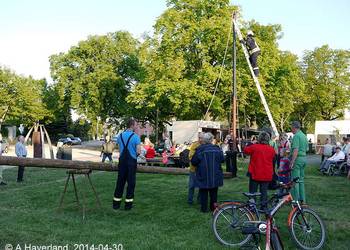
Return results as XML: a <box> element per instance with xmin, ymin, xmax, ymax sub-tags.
<box><xmin>191</xmin><ymin>132</ymin><xmax>224</xmax><ymax>212</ymax></box>
<box><xmin>290</xmin><ymin>121</ymin><xmax>308</xmax><ymax>203</ymax></box>
<box><xmin>187</xmin><ymin>132</ymin><xmax>204</xmax><ymax>205</ymax></box>
<box><xmin>101</xmin><ymin>136</ymin><xmax>115</xmax><ymax>163</ymax></box>
<box><xmin>0</xmin><ymin>134</ymin><xmax>6</xmax><ymax>185</ymax></box>
<box><xmin>113</xmin><ymin>118</ymin><xmax>141</xmax><ymax>211</ymax></box>
<box><xmin>15</xmin><ymin>135</ymin><xmax>27</xmax><ymax>182</ymax></box>
<box><xmin>244</xmin><ymin>132</ymin><xmax>275</xmax><ymax>210</ymax></box>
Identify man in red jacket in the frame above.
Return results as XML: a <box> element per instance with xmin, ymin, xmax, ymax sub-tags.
<box><xmin>244</xmin><ymin>131</ymin><xmax>275</xmax><ymax>209</ymax></box>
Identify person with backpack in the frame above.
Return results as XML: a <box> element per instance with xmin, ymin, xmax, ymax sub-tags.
<box><xmin>113</xmin><ymin>118</ymin><xmax>141</xmax><ymax>210</ymax></box>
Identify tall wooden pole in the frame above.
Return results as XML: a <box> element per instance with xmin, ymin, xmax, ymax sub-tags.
<box><xmin>231</xmin><ymin>13</ymin><xmax>237</xmax><ymax>150</ymax></box>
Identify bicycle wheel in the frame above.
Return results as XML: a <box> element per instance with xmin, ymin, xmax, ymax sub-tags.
<box><xmin>289</xmin><ymin>207</ymin><xmax>326</xmax><ymax>250</ymax></box>
<box><xmin>212</xmin><ymin>203</ymin><xmax>254</xmax><ymax>247</ymax></box>
<box><xmin>271</xmin><ymin>230</ymin><xmax>283</xmax><ymax>250</ymax></box>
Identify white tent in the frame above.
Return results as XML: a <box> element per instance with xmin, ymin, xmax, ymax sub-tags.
<box><xmin>315</xmin><ymin>120</ymin><xmax>350</xmax><ymax>144</ymax></box>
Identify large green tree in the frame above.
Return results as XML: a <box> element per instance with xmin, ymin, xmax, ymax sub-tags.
<box><xmin>293</xmin><ymin>45</ymin><xmax>350</xmax><ymax>131</ymax></box>
<box><xmin>0</xmin><ymin>67</ymin><xmax>50</xmax><ymax>130</ymax></box>
<box><xmin>128</xmin><ymin>0</ymin><xmax>304</xmax><ymax>133</ymax></box>
<box><xmin>49</xmin><ymin>31</ymin><xmax>144</xmax><ymax>126</ymax></box>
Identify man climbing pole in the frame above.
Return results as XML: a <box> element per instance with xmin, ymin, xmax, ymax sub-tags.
<box><xmin>242</xmin><ymin>30</ymin><xmax>260</xmax><ymax>76</ymax></box>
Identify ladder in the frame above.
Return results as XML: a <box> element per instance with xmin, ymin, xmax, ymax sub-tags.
<box><xmin>232</xmin><ymin>16</ymin><xmax>279</xmax><ymax>137</ymax></box>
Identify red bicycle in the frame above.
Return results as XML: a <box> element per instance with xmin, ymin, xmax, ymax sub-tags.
<box><xmin>212</xmin><ymin>178</ymin><xmax>326</xmax><ymax>249</ymax></box>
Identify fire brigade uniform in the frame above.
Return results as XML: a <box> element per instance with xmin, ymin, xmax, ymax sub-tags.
<box><xmin>113</xmin><ymin>130</ymin><xmax>140</xmax><ymax>210</ymax></box>
<box><xmin>244</xmin><ymin>31</ymin><xmax>261</xmax><ymax>76</ymax></box>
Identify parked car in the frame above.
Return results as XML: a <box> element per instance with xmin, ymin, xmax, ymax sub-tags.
<box><xmin>0</xmin><ymin>139</ymin><xmax>9</xmax><ymax>154</ymax></box>
<box><xmin>57</xmin><ymin>138</ymin><xmax>72</xmax><ymax>146</ymax></box>
<box><xmin>69</xmin><ymin>137</ymin><xmax>82</xmax><ymax>145</ymax></box>
<box><xmin>57</xmin><ymin>137</ymin><xmax>82</xmax><ymax>146</ymax></box>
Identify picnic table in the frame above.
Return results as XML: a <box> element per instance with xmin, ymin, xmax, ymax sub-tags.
<box><xmin>139</xmin><ymin>156</ymin><xmax>182</xmax><ymax>168</ymax></box>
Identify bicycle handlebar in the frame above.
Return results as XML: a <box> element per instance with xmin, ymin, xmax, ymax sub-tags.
<box><xmin>277</xmin><ymin>177</ymin><xmax>300</xmax><ymax>190</ymax></box>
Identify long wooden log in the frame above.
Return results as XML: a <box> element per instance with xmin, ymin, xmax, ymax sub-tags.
<box><xmin>0</xmin><ymin>156</ymin><xmax>233</xmax><ymax>178</ymax></box>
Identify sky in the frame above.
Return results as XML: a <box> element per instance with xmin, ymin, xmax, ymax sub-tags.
<box><xmin>0</xmin><ymin>0</ymin><xmax>349</xmax><ymax>81</ymax></box>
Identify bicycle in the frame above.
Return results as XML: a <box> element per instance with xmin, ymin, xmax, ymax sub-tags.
<box><xmin>212</xmin><ymin>178</ymin><xmax>326</xmax><ymax>249</ymax></box>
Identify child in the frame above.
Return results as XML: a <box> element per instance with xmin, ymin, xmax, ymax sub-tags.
<box><xmin>278</xmin><ymin>149</ymin><xmax>291</xmax><ymax>184</ymax></box>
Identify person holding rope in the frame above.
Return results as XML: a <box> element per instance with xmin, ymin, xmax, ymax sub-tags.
<box><xmin>113</xmin><ymin>118</ymin><xmax>141</xmax><ymax>210</ymax></box>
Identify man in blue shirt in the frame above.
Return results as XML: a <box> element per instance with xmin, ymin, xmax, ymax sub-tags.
<box><xmin>113</xmin><ymin>118</ymin><xmax>141</xmax><ymax>210</ymax></box>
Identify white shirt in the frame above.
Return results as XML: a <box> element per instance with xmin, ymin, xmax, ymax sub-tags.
<box><xmin>328</xmin><ymin>151</ymin><xmax>345</xmax><ymax>161</ymax></box>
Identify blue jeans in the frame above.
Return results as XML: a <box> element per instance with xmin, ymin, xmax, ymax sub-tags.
<box><xmin>188</xmin><ymin>172</ymin><xmax>199</xmax><ymax>203</ymax></box>
<box><xmin>102</xmin><ymin>153</ymin><xmax>113</xmax><ymax>162</ymax></box>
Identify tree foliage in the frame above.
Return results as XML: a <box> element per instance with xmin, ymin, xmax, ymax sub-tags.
<box><xmin>49</xmin><ymin>31</ymin><xmax>144</xmax><ymax>123</ymax></box>
<box><xmin>0</xmin><ymin>67</ymin><xmax>50</xmax><ymax>129</ymax></box>
<box><xmin>292</xmin><ymin>45</ymin><xmax>350</xmax><ymax>130</ymax></box>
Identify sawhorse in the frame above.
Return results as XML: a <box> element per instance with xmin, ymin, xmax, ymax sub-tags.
<box><xmin>58</xmin><ymin>169</ymin><xmax>101</xmax><ymax>219</ymax></box>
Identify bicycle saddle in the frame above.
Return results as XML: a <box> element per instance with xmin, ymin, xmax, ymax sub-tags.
<box><xmin>243</xmin><ymin>192</ymin><xmax>261</xmax><ymax>198</ymax></box>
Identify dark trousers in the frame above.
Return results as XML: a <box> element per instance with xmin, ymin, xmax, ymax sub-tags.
<box><xmin>199</xmin><ymin>187</ymin><xmax>218</xmax><ymax>212</ymax></box>
<box><xmin>249</xmin><ymin>52</ymin><xmax>260</xmax><ymax>76</ymax></box>
<box><xmin>17</xmin><ymin>166</ymin><xmax>25</xmax><ymax>182</ymax></box>
<box><xmin>225</xmin><ymin>151</ymin><xmax>237</xmax><ymax>177</ymax></box>
<box><xmin>249</xmin><ymin>178</ymin><xmax>269</xmax><ymax>210</ymax></box>
<box><xmin>114</xmin><ymin>160</ymin><xmax>137</xmax><ymax>201</ymax></box>
<box><xmin>102</xmin><ymin>153</ymin><xmax>113</xmax><ymax>162</ymax></box>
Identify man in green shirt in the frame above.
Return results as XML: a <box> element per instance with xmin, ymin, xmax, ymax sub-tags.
<box><xmin>290</xmin><ymin>121</ymin><xmax>308</xmax><ymax>203</ymax></box>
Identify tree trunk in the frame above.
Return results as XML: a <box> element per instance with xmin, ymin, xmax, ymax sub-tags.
<box><xmin>0</xmin><ymin>156</ymin><xmax>233</xmax><ymax>178</ymax></box>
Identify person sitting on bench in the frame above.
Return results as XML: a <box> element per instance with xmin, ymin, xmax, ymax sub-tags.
<box><xmin>320</xmin><ymin>146</ymin><xmax>345</xmax><ymax>172</ymax></box>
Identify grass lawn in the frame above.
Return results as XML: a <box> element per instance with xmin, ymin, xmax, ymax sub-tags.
<box><xmin>0</xmin><ymin>159</ymin><xmax>349</xmax><ymax>249</ymax></box>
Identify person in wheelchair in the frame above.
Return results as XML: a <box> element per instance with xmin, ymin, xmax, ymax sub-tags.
<box><xmin>320</xmin><ymin>146</ymin><xmax>345</xmax><ymax>173</ymax></box>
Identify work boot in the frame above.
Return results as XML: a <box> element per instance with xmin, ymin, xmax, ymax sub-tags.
<box><xmin>113</xmin><ymin>200</ymin><xmax>121</xmax><ymax>210</ymax></box>
<box><xmin>125</xmin><ymin>202</ymin><xmax>133</xmax><ymax>210</ymax></box>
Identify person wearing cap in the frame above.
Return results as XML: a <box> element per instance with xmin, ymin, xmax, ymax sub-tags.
<box><xmin>320</xmin><ymin>146</ymin><xmax>345</xmax><ymax>173</ymax></box>
<box><xmin>242</xmin><ymin>30</ymin><xmax>261</xmax><ymax>76</ymax></box>
<box><xmin>290</xmin><ymin>121</ymin><xmax>308</xmax><ymax>203</ymax></box>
